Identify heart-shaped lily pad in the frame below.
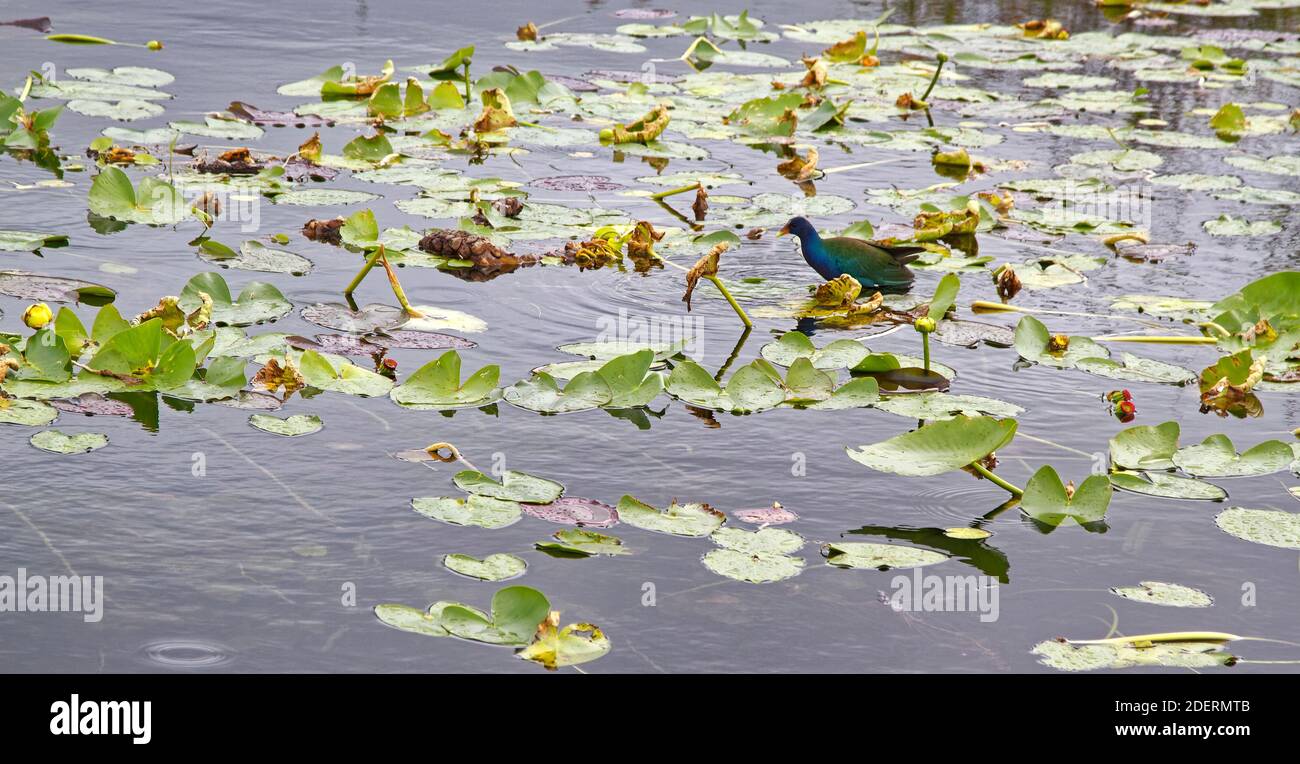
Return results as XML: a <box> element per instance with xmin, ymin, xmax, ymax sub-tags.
<box><xmin>180</xmin><ymin>272</ymin><xmax>291</xmax><ymax>326</ymax></box>
<box><xmin>846</xmin><ymin>415</ymin><xmax>1018</xmax><ymax>477</ymax></box>
<box><xmin>1110</xmin><ymin>581</ymin><xmax>1213</xmax><ymax>608</ymax></box>
<box><xmin>453</xmin><ymin>469</ymin><xmax>564</xmax><ymax>504</ymax></box>
<box><xmin>615</xmin><ymin>495</ymin><xmax>725</xmax><ymax>537</ymax></box>
<box><xmin>300</xmin><ymin>303</ymin><xmax>406</xmax><ymax>334</ymax></box>
<box><xmin>759</xmin><ymin>331</ymin><xmax>869</xmax><ymax>369</ymax></box>
<box><xmin>665</xmin><ymin>359</ymin><xmax>785</xmax><ymax>413</ymax></box>
<box><xmin>411</xmin><ymin>495</ymin><xmax>522</xmax><ymax>529</ymax></box>
<box><xmin>822</xmin><ymin>542</ymin><xmax>949</xmax><ymax>570</ymax></box>
<box><xmin>872</xmin><ymin>392</ymin><xmax>1023</xmax><ymax>420</ymax></box>
<box><xmin>29</xmin><ymin>429</ymin><xmax>108</xmax><ymax>454</ymax></box>
<box><xmin>1110</xmin><ymin>421</ymin><xmax>1180</xmax><ymax>470</ymax></box>
<box><xmin>709</xmin><ymin>526</ymin><xmax>804</xmax><ymax>555</ymax></box>
<box><xmin>504</xmin><ymin>371</ymin><xmax>612</xmax><ymax>413</ymax></box>
<box><xmin>1076</xmin><ymin>353</ymin><xmax>1195</xmax><ymax>385</ymax></box>
<box><xmin>702</xmin><ymin>549</ymin><xmax>805</xmax><ymax>583</ymax></box>
<box><xmin>374</xmin><ymin>602</ymin><xmax>454</xmax><ymax>638</ymax></box>
<box><xmin>1013</xmin><ymin>315</ymin><xmax>1108</xmax><ymax>368</ymax></box>
<box><xmin>517</xmin><ymin>618</ymin><xmax>611</xmax><ymax>670</ymax></box>
<box><xmin>1214</xmin><ymin>507</ymin><xmax>1300</xmax><ymax>550</ymax></box>
<box><xmin>1020</xmin><ymin>466</ymin><xmax>1112</xmax><ymax>528</ymax></box>
<box><xmin>1172</xmin><ymin>434</ymin><xmax>1294</xmax><ymax>478</ymax></box>
<box><xmin>1109</xmin><ymin>471</ymin><xmax>1227</xmax><ymax>501</ymax></box>
<box><xmin>1032</xmin><ymin>639</ymin><xmax>1234</xmax><ymax>672</ymax></box>
<box><xmin>390</xmin><ymin>350</ymin><xmax>500</xmax><ymax>409</ymax></box>
<box><xmin>443</xmin><ymin>553</ymin><xmax>527</xmax><ymax>581</ymax></box>
<box><xmin>439</xmin><ymin>585</ymin><xmax>551</xmax><ymax>645</ymax></box>
<box><xmin>248</xmin><ymin>413</ymin><xmax>322</xmax><ymax>437</ymax></box>
<box><xmin>296</xmin><ymin>350</ymin><xmax>393</xmax><ymax>397</ymax></box>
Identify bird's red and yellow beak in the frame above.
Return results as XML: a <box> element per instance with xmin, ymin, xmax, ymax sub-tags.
<box><xmin>777</xmin><ymin>223</ymin><xmax>790</xmax><ymax>237</ymax></box>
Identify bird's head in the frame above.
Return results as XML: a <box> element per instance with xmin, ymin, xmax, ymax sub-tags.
<box><xmin>777</xmin><ymin>216</ymin><xmax>817</xmax><ymax>241</ymax></box>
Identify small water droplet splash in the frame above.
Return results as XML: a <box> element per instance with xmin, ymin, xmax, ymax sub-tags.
<box><xmin>136</xmin><ymin>639</ymin><xmax>235</xmax><ymax>670</ymax></box>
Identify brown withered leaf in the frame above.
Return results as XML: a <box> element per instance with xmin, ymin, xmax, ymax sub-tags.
<box><xmin>606</xmin><ymin>104</ymin><xmax>669</xmax><ymax>144</ymax></box>
<box><xmin>682</xmin><ymin>244</ymin><xmax>726</xmax><ymax>311</ymax></box>
<box><xmin>692</xmin><ymin>185</ymin><xmax>708</xmax><ymax>221</ymax></box>
<box><xmin>800</xmin><ymin>57</ymin><xmax>828</xmax><ymax>89</ymax></box>
<box><xmin>100</xmin><ymin>146</ymin><xmax>136</xmax><ymax>165</ymax></box>
<box><xmin>473</xmin><ymin>88</ymin><xmax>518</xmax><ymax>133</ymax></box>
<box><xmin>302</xmin><ymin>218</ymin><xmax>343</xmax><ymax>245</ymax></box>
<box><xmin>253</xmin><ymin>357</ymin><xmax>305</xmax><ymax>395</ymax></box>
<box><xmin>626</xmin><ymin>221</ymin><xmax>664</xmax><ymax>260</ymax></box>
<box><xmin>1019</xmin><ymin>19</ymin><xmax>1069</xmax><ymax>39</ymax></box>
<box><xmin>298</xmin><ymin>133</ymin><xmax>322</xmax><ymax>163</ymax></box>
<box><xmin>777</xmin><ymin>146</ymin><xmax>819</xmax><ymax>182</ymax></box>
<box><xmin>993</xmin><ymin>264</ymin><xmax>1021</xmax><ymax>301</ymax></box>
<box><xmin>813</xmin><ymin>274</ymin><xmax>862</xmax><ymax>308</ymax></box>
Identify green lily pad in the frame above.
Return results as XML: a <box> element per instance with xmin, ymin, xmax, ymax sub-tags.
<box><xmin>88</xmin><ymin>166</ymin><xmax>192</xmax><ymax>225</ymax></box>
<box><xmin>440</xmin><ymin>585</ymin><xmax>551</xmax><ymax>646</ymax></box>
<box><xmin>615</xmin><ymin>495</ymin><xmax>725</xmax><ymax>537</ymax></box>
<box><xmin>1109</xmin><ymin>471</ymin><xmax>1227</xmax><ymax>501</ymax></box>
<box><xmin>536</xmin><ymin>529</ymin><xmax>630</xmax><ymax>557</ymax></box>
<box><xmin>759</xmin><ymin>331</ymin><xmax>869</xmax><ymax>369</ymax></box>
<box><xmin>390</xmin><ymin>350</ymin><xmax>500</xmax><ymax>409</ymax></box>
<box><xmin>1110</xmin><ymin>421</ymin><xmax>1181</xmax><ymax>471</ymax></box>
<box><xmin>411</xmin><ymin>495</ymin><xmax>522</xmax><ymax>529</ymax></box>
<box><xmin>66</xmin><ymin>98</ymin><xmax>164</xmax><ymax>121</ymax></box>
<box><xmin>517</xmin><ymin>619</ymin><xmax>611</xmax><ymax>670</ymax></box>
<box><xmin>271</xmin><ymin>189</ymin><xmax>382</xmax><ymax>206</ymax></box>
<box><xmin>443</xmin><ymin>553</ymin><xmax>527</xmax><ymax>581</ymax></box>
<box><xmin>299</xmin><ymin>303</ymin><xmax>405</xmax><ymax>334</ymax></box>
<box><xmin>702</xmin><ymin>549</ymin><xmax>805</xmax><ymax>583</ymax></box>
<box><xmin>201</xmin><ymin>240</ymin><xmax>313</xmax><ymax>276</ymax></box>
<box><xmin>872</xmin><ymin>392</ymin><xmax>1023</xmax><ymax>420</ymax></box>
<box><xmin>1203</xmin><ymin>214</ymin><xmax>1281</xmax><ymax>237</ymax></box>
<box><xmin>822</xmin><ymin>542</ymin><xmax>949</xmax><ymax>570</ymax></box>
<box><xmin>0</xmin><ymin>230</ymin><xmax>69</xmax><ymax>252</ymax></box>
<box><xmin>846</xmin><ymin>415</ymin><xmax>1018</xmax><ymax>477</ymax></box>
<box><xmin>710</xmin><ymin>526</ymin><xmax>804</xmax><ymax>554</ymax></box>
<box><xmin>503</xmin><ymin>371</ymin><xmax>612</xmax><ymax>413</ymax></box>
<box><xmin>1020</xmin><ymin>466</ymin><xmax>1112</xmax><ymax>528</ymax></box>
<box><xmin>453</xmin><ymin>469</ymin><xmax>564</xmax><ymax>504</ymax></box>
<box><xmin>0</xmin><ymin>399</ymin><xmax>58</xmax><ymax>426</ymax></box>
<box><xmin>29</xmin><ymin>429</ymin><xmax>108</xmax><ymax>454</ymax></box>
<box><xmin>665</xmin><ymin>359</ymin><xmax>786</xmax><ymax>413</ymax></box>
<box><xmin>373</xmin><ymin>602</ymin><xmax>453</xmax><ymax>638</ymax></box>
<box><xmin>1172</xmin><ymin>435</ymin><xmax>1294</xmax><ymax>478</ymax></box>
<box><xmin>169</xmin><ymin>116</ymin><xmax>263</xmax><ymax>140</ymax></box>
<box><xmin>1214</xmin><ymin>507</ymin><xmax>1300</xmax><ymax>550</ymax></box>
<box><xmin>1110</xmin><ymin>581</ymin><xmax>1213</xmax><ymax>608</ymax></box>
<box><xmin>807</xmin><ymin>377</ymin><xmax>881</xmax><ymax>410</ymax></box>
<box><xmin>181</xmin><ymin>272</ymin><xmax>292</xmax><ymax>326</ymax></box>
<box><xmin>297</xmin><ymin>349</ymin><xmax>393</xmax><ymax>397</ymax></box>
<box><xmin>595</xmin><ymin>350</ymin><xmax>664</xmax><ymax>408</ymax></box>
<box><xmin>248</xmin><ymin>413</ymin><xmax>322</xmax><ymax>437</ymax></box>
<box><xmin>1075</xmin><ymin>353</ymin><xmax>1196</xmax><ymax>385</ymax></box>
<box><xmin>1014</xmin><ymin>315</ymin><xmax>1109</xmax><ymax>368</ymax></box>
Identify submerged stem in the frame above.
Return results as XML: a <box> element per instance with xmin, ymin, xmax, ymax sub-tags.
<box><xmin>969</xmin><ymin>461</ymin><xmax>1024</xmax><ymax>497</ymax></box>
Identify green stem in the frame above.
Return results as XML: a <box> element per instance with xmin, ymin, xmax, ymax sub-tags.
<box><xmin>969</xmin><ymin>461</ymin><xmax>1024</xmax><ymax>497</ymax></box>
<box><xmin>919</xmin><ymin>53</ymin><xmax>948</xmax><ymax>103</ymax></box>
<box><xmin>921</xmin><ymin>331</ymin><xmax>931</xmax><ymax>374</ymax></box>
<box><xmin>650</xmin><ymin>183</ymin><xmax>700</xmax><ymax>200</ymax></box>
<box><xmin>1092</xmin><ymin>335</ymin><xmax>1218</xmax><ymax>345</ymax></box>
<box><xmin>344</xmin><ymin>247</ymin><xmax>384</xmax><ymax>296</ymax></box>
<box><xmin>378</xmin><ymin>246</ymin><xmax>422</xmax><ymax>317</ymax></box>
<box><xmin>462</xmin><ymin>62</ymin><xmax>471</xmax><ymax>103</ymax></box>
<box><xmin>705</xmin><ymin>275</ymin><xmax>752</xmax><ymax>329</ymax></box>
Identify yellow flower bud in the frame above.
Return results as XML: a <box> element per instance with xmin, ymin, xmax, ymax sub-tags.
<box><xmin>914</xmin><ymin>316</ymin><xmax>937</xmax><ymax>333</ymax></box>
<box><xmin>22</xmin><ymin>303</ymin><xmax>53</xmax><ymax>329</ymax></box>
<box><xmin>146</xmin><ymin>40</ymin><xmax>163</xmax><ymax>51</ymax></box>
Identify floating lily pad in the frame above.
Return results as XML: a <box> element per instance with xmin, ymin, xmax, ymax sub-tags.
<box><xmin>0</xmin><ymin>230</ymin><xmax>69</xmax><ymax>252</ymax></box>
<box><xmin>453</xmin><ymin>469</ymin><xmax>564</xmax><ymax>504</ymax></box>
<box><xmin>1014</xmin><ymin>315</ymin><xmax>1108</xmax><ymax>368</ymax></box>
<box><xmin>710</xmin><ymin>526</ymin><xmax>804</xmax><ymax>555</ymax></box>
<box><xmin>374</xmin><ymin>602</ymin><xmax>453</xmax><ymax>638</ymax></box>
<box><xmin>66</xmin><ymin>98</ymin><xmax>164</xmax><ymax>121</ymax></box>
<box><xmin>296</xmin><ymin>349</ymin><xmax>392</xmax><ymax>396</ymax></box>
<box><xmin>1110</xmin><ymin>421</ymin><xmax>1180</xmax><ymax>471</ymax></box>
<box><xmin>443</xmin><ymin>553</ymin><xmax>527</xmax><ymax>581</ymax></box>
<box><xmin>1111</xmin><ymin>581</ymin><xmax>1213</xmax><ymax>608</ymax></box>
<box><xmin>1203</xmin><ymin>214</ymin><xmax>1281</xmax><ymax>237</ymax></box>
<box><xmin>390</xmin><ymin>350</ymin><xmax>500</xmax><ymax>409</ymax></box>
<box><xmin>0</xmin><ymin>399</ymin><xmax>58</xmax><ymax>426</ymax></box>
<box><xmin>1021</xmin><ymin>466</ymin><xmax>1112</xmax><ymax>528</ymax></box>
<box><xmin>300</xmin><ymin>303</ymin><xmax>406</xmax><ymax>334</ymax></box>
<box><xmin>411</xmin><ymin>495</ymin><xmax>522</xmax><ymax>529</ymax></box>
<box><xmin>732</xmin><ymin>503</ymin><xmax>799</xmax><ymax>525</ymax></box>
<box><xmin>1214</xmin><ymin>507</ymin><xmax>1300</xmax><ymax>550</ymax></box>
<box><xmin>666</xmin><ymin>359</ymin><xmax>785</xmax><ymax>413</ymax></box>
<box><xmin>846</xmin><ymin>415</ymin><xmax>1018</xmax><ymax>477</ymax></box>
<box><xmin>248</xmin><ymin>413</ymin><xmax>322</xmax><ymax>437</ymax></box>
<box><xmin>271</xmin><ymin>189</ymin><xmax>381</xmax><ymax>206</ymax></box>
<box><xmin>702</xmin><ymin>549</ymin><xmax>804</xmax><ymax>583</ymax></box>
<box><xmin>29</xmin><ymin>429</ymin><xmax>108</xmax><ymax>454</ymax></box>
<box><xmin>201</xmin><ymin>240</ymin><xmax>313</xmax><ymax>275</ymax></box>
<box><xmin>517</xmin><ymin>619</ymin><xmax>611</xmax><ymax>670</ymax></box>
<box><xmin>504</xmin><ymin>371</ymin><xmax>612</xmax><ymax>413</ymax></box>
<box><xmin>1032</xmin><ymin>639</ymin><xmax>1234</xmax><ymax>672</ymax></box>
<box><xmin>1109</xmin><ymin>471</ymin><xmax>1227</xmax><ymax>501</ymax></box>
<box><xmin>0</xmin><ymin>271</ymin><xmax>115</xmax><ymax>304</ymax></box>
<box><xmin>88</xmin><ymin>166</ymin><xmax>192</xmax><ymax>225</ymax></box>
<box><xmin>536</xmin><ymin>529</ymin><xmax>630</xmax><ymax>557</ymax></box>
<box><xmin>1172</xmin><ymin>435</ymin><xmax>1294</xmax><ymax>478</ymax></box>
<box><xmin>823</xmin><ymin>542</ymin><xmax>948</xmax><ymax>570</ymax></box>
<box><xmin>873</xmin><ymin>392</ymin><xmax>1023</xmax><ymax>420</ymax></box>
<box><xmin>1075</xmin><ymin>353</ymin><xmax>1195</xmax><ymax>385</ymax></box>
<box><xmin>440</xmin><ymin>585</ymin><xmax>552</xmax><ymax>646</ymax></box>
<box><xmin>759</xmin><ymin>331</ymin><xmax>869</xmax><ymax>370</ymax></box>
<box><xmin>522</xmin><ymin>497</ymin><xmax>619</xmax><ymax>528</ymax></box>
<box><xmin>181</xmin><ymin>272</ymin><xmax>291</xmax><ymax>326</ymax></box>
<box><xmin>615</xmin><ymin>495</ymin><xmax>724</xmax><ymax>537</ymax></box>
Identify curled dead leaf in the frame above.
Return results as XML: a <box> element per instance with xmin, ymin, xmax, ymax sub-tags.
<box><xmin>692</xmin><ymin>185</ymin><xmax>708</xmax><ymax>221</ymax></box>
<box><xmin>253</xmin><ymin>357</ymin><xmax>305</xmax><ymax>395</ymax></box>
<box><xmin>683</xmin><ymin>243</ymin><xmax>726</xmax><ymax>311</ymax></box>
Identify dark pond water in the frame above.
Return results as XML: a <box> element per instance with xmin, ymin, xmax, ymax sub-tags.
<box><xmin>1</xmin><ymin>0</ymin><xmax>1298</xmax><ymax>673</ymax></box>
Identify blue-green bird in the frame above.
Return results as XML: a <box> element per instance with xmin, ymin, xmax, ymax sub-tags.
<box><xmin>778</xmin><ymin>216</ymin><xmax>923</xmax><ymax>292</ymax></box>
